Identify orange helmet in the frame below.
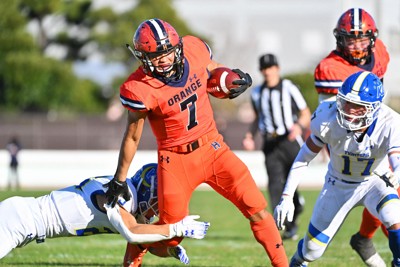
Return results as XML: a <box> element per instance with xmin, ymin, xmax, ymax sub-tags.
<box><xmin>132</xmin><ymin>18</ymin><xmax>184</xmax><ymax>81</ymax></box>
<box><xmin>333</xmin><ymin>8</ymin><xmax>378</xmax><ymax>65</ymax></box>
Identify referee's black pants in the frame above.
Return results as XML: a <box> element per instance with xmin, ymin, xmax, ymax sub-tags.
<box><xmin>262</xmin><ymin>135</ymin><xmax>304</xmax><ymax>231</ymax></box>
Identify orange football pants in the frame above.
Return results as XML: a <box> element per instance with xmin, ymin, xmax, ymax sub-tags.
<box><xmin>157</xmin><ymin>132</ymin><xmax>266</xmax><ymax>222</ymax></box>
<box><xmin>154</xmin><ymin>131</ymin><xmax>288</xmax><ymax>266</ymax></box>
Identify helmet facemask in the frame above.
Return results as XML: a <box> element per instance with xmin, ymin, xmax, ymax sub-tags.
<box><xmin>136</xmin><ymin>195</ymin><xmax>159</xmax><ymax>225</ymax></box>
<box><xmin>142</xmin><ymin>42</ymin><xmax>184</xmax><ymax>82</ymax></box>
<box><xmin>336</xmin><ymin>92</ymin><xmax>380</xmax><ymax>131</ymax></box>
<box><xmin>334</xmin><ymin>31</ymin><xmax>377</xmax><ymax>65</ymax></box>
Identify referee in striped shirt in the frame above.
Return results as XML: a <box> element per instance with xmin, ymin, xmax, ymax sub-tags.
<box><xmin>243</xmin><ymin>53</ymin><xmax>311</xmax><ymax>240</ymax></box>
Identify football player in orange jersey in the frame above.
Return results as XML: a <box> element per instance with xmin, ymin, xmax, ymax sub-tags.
<box><xmin>104</xmin><ymin>18</ymin><xmax>288</xmax><ymax>267</ymax></box>
<box><xmin>314</xmin><ymin>8</ymin><xmax>392</xmax><ymax>267</ymax></box>
<box><xmin>315</xmin><ymin>8</ymin><xmax>389</xmax><ymax>102</ymax></box>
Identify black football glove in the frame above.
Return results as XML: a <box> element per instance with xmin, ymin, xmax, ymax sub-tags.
<box><xmin>103</xmin><ymin>178</ymin><xmax>131</xmax><ymax>208</ymax></box>
<box><xmin>229</xmin><ymin>69</ymin><xmax>252</xmax><ymax>99</ymax></box>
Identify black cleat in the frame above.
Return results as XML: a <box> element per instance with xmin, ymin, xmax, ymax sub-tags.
<box><xmin>350</xmin><ymin>232</ymin><xmax>385</xmax><ymax>267</ymax></box>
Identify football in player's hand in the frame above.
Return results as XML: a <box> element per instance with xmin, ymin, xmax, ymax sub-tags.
<box><xmin>207</xmin><ymin>67</ymin><xmax>241</xmax><ymax>99</ymax></box>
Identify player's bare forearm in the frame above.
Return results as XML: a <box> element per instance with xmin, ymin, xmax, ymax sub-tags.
<box><xmin>115</xmin><ymin>138</ymin><xmax>139</xmax><ymax>182</ymax></box>
<box><xmin>119</xmin><ymin>207</ymin><xmax>170</xmax><ymax>236</ymax></box>
<box><xmin>115</xmin><ymin>111</ymin><xmax>146</xmax><ymax>182</ymax></box>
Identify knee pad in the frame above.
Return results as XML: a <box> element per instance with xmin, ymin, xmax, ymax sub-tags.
<box><xmin>299</xmin><ymin>223</ymin><xmax>330</xmax><ymax>262</ymax></box>
<box><xmin>300</xmin><ymin>225</ymin><xmax>329</xmax><ymax>262</ymax></box>
<box><xmin>302</xmin><ymin>238</ymin><xmax>326</xmax><ymax>262</ymax></box>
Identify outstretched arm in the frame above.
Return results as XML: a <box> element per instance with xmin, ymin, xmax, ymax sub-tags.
<box><xmin>274</xmin><ymin>136</ymin><xmax>322</xmax><ymax>230</ymax></box>
<box><xmin>104</xmin><ymin>203</ymin><xmax>210</xmax><ymax>244</ymax></box>
<box><xmin>105</xmin><ymin>111</ymin><xmax>146</xmax><ymax>207</ymax></box>
<box><xmin>114</xmin><ymin>111</ymin><xmax>147</xmax><ymax>183</ymax></box>
<box><xmin>282</xmin><ymin>136</ymin><xmax>322</xmax><ymax>197</ymax></box>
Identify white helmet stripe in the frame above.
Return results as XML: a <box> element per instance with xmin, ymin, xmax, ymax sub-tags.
<box><xmin>352</xmin><ymin>8</ymin><xmax>361</xmax><ymax>31</ymax></box>
<box><xmin>352</xmin><ymin>71</ymin><xmax>370</xmax><ymax>93</ymax></box>
<box><xmin>148</xmin><ymin>19</ymin><xmax>167</xmax><ymax>45</ymax></box>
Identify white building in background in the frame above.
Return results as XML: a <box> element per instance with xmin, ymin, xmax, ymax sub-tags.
<box><xmin>173</xmin><ymin>0</ymin><xmax>400</xmax><ymax>96</ymax></box>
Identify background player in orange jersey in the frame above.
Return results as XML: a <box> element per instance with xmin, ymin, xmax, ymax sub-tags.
<box><xmin>314</xmin><ymin>8</ymin><xmax>392</xmax><ymax>267</ymax></box>
<box><xmin>104</xmin><ymin>18</ymin><xmax>288</xmax><ymax>267</ymax></box>
<box><xmin>315</xmin><ymin>7</ymin><xmax>389</xmax><ymax>103</ymax></box>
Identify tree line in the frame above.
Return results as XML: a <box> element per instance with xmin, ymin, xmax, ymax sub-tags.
<box><xmin>0</xmin><ymin>0</ymin><xmax>196</xmax><ymax>114</ymax></box>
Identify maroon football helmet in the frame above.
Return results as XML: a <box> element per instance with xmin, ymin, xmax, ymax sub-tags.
<box><xmin>132</xmin><ymin>18</ymin><xmax>184</xmax><ymax>81</ymax></box>
<box><xmin>333</xmin><ymin>8</ymin><xmax>378</xmax><ymax>65</ymax></box>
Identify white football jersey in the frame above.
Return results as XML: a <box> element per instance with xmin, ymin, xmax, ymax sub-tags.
<box><xmin>37</xmin><ymin>176</ymin><xmax>138</xmax><ymax>237</ymax></box>
<box><xmin>310</xmin><ymin>101</ymin><xmax>400</xmax><ymax>183</ymax></box>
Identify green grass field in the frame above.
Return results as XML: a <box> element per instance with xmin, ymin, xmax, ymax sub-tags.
<box><xmin>0</xmin><ymin>189</ymin><xmax>392</xmax><ymax>266</ymax></box>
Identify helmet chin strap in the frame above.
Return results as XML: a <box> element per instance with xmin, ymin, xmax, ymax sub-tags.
<box><xmin>153</xmin><ymin>64</ymin><xmax>175</xmax><ymax>77</ymax></box>
<box><xmin>152</xmin><ymin>61</ymin><xmax>183</xmax><ymax>83</ymax></box>
<box><xmin>126</xmin><ymin>43</ymin><xmax>183</xmax><ymax>82</ymax></box>
<box><xmin>349</xmin><ymin>118</ymin><xmax>364</xmax><ymax>131</ymax></box>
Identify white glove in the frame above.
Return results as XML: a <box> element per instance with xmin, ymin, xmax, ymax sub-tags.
<box><xmin>387</xmin><ymin>171</ymin><xmax>400</xmax><ymax>190</ymax></box>
<box><xmin>170</xmin><ymin>215</ymin><xmax>210</xmax><ymax>239</ymax></box>
<box><xmin>375</xmin><ymin>171</ymin><xmax>400</xmax><ymax>190</ymax></box>
<box><xmin>167</xmin><ymin>245</ymin><xmax>190</xmax><ymax>265</ymax></box>
<box><xmin>274</xmin><ymin>195</ymin><xmax>295</xmax><ymax>231</ymax></box>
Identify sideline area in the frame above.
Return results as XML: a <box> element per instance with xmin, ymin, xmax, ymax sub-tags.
<box><xmin>0</xmin><ymin>150</ymin><xmax>327</xmax><ymax>190</ymax></box>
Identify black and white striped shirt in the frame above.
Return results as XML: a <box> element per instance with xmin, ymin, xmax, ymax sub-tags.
<box><xmin>250</xmin><ymin>79</ymin><xmax>307</xmax><ymax>136</ymax></box>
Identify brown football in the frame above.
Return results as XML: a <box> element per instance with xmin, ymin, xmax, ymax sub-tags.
<box><xmin>207</xmin><ymin>67</ymin><xmax>240</xmax><ymax>99</ymax></box>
